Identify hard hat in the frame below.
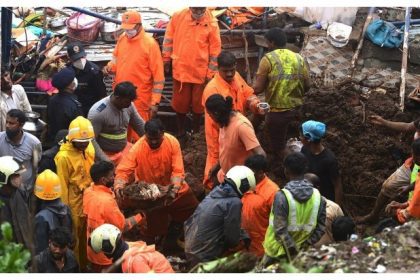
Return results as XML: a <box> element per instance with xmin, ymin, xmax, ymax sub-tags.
<box><xmin>0</xmin><ymin>156</ymin><xmax>25</xmax><ymax>188</ymax></box>
<box><xmin>225</xmin><ymin>165</ymin><xmax>256</xmax><ymax>195</ymax></box>
<box><xmin>67</xmin><ymin>116</ymin><xmax>94</xmax><ymax>142</ymax></box>
<box><xmin>89</xmin><ymin>224</ymin><xmax>121</xmax><ymax>254</ymax></box>
<box><xmin>34</xmin><ymin>169</ymin><xmax>62</xmax><ymax>200</ymax></box>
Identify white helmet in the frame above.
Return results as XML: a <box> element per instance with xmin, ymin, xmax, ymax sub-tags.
<box><xmin>89</xmin><ymin>224</ymin><xmax>121</xmax><ymax>254</ymax></box>
<box><xmin>225</xmin><ymin>165</ymin><xmax>256</xmax><ymax>195</ymax></box>
<box><xmin>0</xmin><ymin>156</ymin><xmax>25</xmax><ymax>188</ymax></box>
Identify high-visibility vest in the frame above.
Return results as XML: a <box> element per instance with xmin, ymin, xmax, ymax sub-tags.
<box><xmin>409</xmin><ymin>164</ymin><xmax>419</xmax><ymax>200</ymax></box>
<box><xmin>263</xmin><ymin>188</ymin><xmax>321</xmax><ymax>258</ymax></box>
<box><xmin>264</xmin><ymin>49</ymin><xmax>307</xmax><ymax>111</ymax></box>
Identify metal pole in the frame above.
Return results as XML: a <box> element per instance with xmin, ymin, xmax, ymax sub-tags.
<box><xmin>399</xmin><ymin>7</ymin><xmax>412</xmax><ymax>112</ymax></box>
<box><xmin>257</xmin><ymin>7</ymin><xmax>268</xmax><ymax>63</ymax></box>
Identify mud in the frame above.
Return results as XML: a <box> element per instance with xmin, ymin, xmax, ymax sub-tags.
<box><xmin>182</xmin><ymin>130</ymin><xmax>207</xmax><ymax>200</ymax></box>
<box><xmin>302</xmin><ymin>84</ymin><xmax>420</xmax><ymax>217</ymax></box>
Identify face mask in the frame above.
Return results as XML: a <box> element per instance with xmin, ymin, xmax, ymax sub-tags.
<box><xmin>105</xmin><ymin>179</ymin><xmax>114</xmax><ymax>188</ymax></box>
<box><xmin>191</xmin><ymin>12</ymin><xmax>204</xmax><ymax>20</ymax></box>
<box><xmin>6</xmin><ymin>128</ymin><xmax>20</xmax><ymax>139</ymax></box>
<box><xmin>72</xmin><ymin>78</ymin><xmax>78</xmax><ymax>90</ymax></box>
<box><xmin>73</xmin><ymin>58</ymin><xmax>86</xmax><ymax>70</ymax></box>
<box><xmin>125</xmin><ymin>29</ymin><xmax>137</xmax><ymax>38</ymax></box>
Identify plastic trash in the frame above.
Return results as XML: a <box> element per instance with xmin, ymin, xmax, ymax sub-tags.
<box><xmin>351</xmin><ymin>246</ymin><xmax>359</xmax><ymax>254</ymax></box>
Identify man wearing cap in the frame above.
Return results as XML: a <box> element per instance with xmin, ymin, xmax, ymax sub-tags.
<box><xmin>300</xmin><ymin>120</ymin><xmax>343</xmax><ymax>207</ymax></box>
<box><xmin>103</xmin><ymin>10</ymin><xmax>164</xmax><ymax>143</ymax></box>
<box><xmin>162</xmin><ymin>7</ymin><xmax>221</xmax><ymax>140</ymax></box>
<box><xmin>47</xmin><ymin>67</ymin><xmax>83</xmax><ymax>146</ymax></box>
<box><xmin>67</xmin><ymin>42</ymin><xmax>107</xmax><ymax>117</ymax></box>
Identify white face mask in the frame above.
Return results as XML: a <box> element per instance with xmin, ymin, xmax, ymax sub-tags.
<box><xmin>73</xmin><ymin>58</ymin><xmax>87</xmax><ymax>70</ymax></box>
<box><xmin>191</xmin><ymin>12</ymin><xmax>204</xmax><ymax>20</ymax></box>
<box><xmin>72</xmin><ymin>78</ymin><xmax>78</xmax><ymax>90</ymax></box>
<box><xmin>125</xmin><ymin>29</ymin><xmax>137</xmax><ymax>38</ymax></box>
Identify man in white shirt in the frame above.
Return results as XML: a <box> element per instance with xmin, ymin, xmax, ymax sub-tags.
<box><xmin>1</xmin><ymin>66</ymin><xmax>32</xmax><ymax>131</ymax></box>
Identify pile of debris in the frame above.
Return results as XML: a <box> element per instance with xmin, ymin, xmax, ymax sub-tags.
<box><xmin>257</xmin><ymin>220</ymin><xmax>420</xmax><ymax>273</ymax></box>
<box><xmin>121</xmin><ymin>181</ymin><xmax>177</xmax><ymax>212</ymax></box>
<box><xmin>302</xmin><ymin>82</ymin><xmax>420</xmax><ymax>217</ymax></box>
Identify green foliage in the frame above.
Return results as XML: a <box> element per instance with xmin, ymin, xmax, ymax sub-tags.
<box><xmin>0</xmin><ymin>220</ymin><xmax>31</xmax><ymax>272</ymax></box>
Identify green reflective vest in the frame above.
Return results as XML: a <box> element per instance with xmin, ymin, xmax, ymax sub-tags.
<box><xmin>263</xmin><ymin>188</ymin><xmax>321</xmax><ymax>258</ymax></box>
<box><xmin>409</xmin><ymin>164</ymin><xmax>419</xmax><ymax>200</ymax></box>
<box><xmin>265</xmin><ymin>49</ymin><xmax>308</xmax><ymax>110</ymax></box>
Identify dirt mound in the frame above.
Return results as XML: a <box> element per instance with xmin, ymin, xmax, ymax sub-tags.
<box><xmin>257</xmin><ymin>220</ymin><xmax>420</xmax><ymax>273</ymax></box>
<box><xmin>302</xmin><ymin>85</ymin><xmax>420</xmax><ymax>217</ymax></box>
<box><xmin>182</xmin><ymin>130</ymin><xmax>207</xmax><ymax>199</ymax></box>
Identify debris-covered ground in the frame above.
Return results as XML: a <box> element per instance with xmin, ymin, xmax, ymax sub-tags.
<box><xmin>302</xmin><ymin>84</ymin><xmax>420</xmax><ymax>218</ymax></box>
<box><xmin>257</xmin><ymin>220</ymin><xmax>420</xmax><ymax>273</ymax></box>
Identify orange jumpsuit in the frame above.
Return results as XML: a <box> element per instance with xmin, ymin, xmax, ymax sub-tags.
<box><xmin>201</xmin><ymin>72</ymin><xmax>255</xmax><ymax>188</ymax></box>
<box><xmin>162</xmin><ymin>8</ymin><xmax>221</xmax><ymax>114</ymax></box>
<box><xmin>241</xmin><ymin>175</ymin><xmax>279</xmax><ymax>256</ymax></box>
<box><xmin>107</xmin><ymin>29</ymin><xmax>165</xmax><ymax>141</ymax></box>
<box><xmin>122</xmin><ymin>241</ymin><xmax>174</xmax><ymax>273</ymax></box>
<box><xmin>83</xmin><ymin>184</ymin><xmax>142</xmax><ymax>269</ymax></box>
<box><xmin>115</xmin><ymin>133</ymin><xmax>198</xmax><ymax>237</ymax></box>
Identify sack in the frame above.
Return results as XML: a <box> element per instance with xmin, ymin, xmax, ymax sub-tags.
<box><xmin>365</xmin><ymin>19</ymin><xmax>403</xmax><ymax>48</ymax></box>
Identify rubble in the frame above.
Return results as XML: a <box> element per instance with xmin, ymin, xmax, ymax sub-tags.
<box><xmin>254</xmin><ymin>220</ymin><xmax>420</xmax><ymax>273</ymax></box>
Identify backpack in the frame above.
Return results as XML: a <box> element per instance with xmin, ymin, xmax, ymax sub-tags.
<box><xmin>365</xmin><ymin>19</ymin><xmax>403</xmax><ymax>48</ymax></box>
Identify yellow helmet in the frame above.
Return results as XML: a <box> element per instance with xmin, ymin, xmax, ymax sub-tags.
<box><xmin>67</xmin><ymin>116</ymin><xmax>94</xmax><ymax>142</ymax></box>
<box><xmin>34</xmin><ymin>169</ymin><xmax>62</xmax><ymax>200</ymax></box>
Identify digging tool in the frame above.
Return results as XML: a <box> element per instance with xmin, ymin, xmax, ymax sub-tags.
<box><xmin>399</xmin><ymin>7</ymin><xmax>412</xmax><ymax>112</ymax></box>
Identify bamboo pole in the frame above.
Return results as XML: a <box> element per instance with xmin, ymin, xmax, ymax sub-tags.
<box><xmin>399</xmin><ymin>7</ymin><xmax>412</xmax><ymax>112</ymax></box>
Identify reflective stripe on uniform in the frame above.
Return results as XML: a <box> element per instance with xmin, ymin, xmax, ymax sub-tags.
<box><xmin>152</xmin><ymin>88</ymin><xmax>163</xmax><ymax>93</ymax></box>
<box><xmin>153</xmin><ymin>81</ymin><xmax>165</xmax><ymax>85</ymax></box>
<box><xmin>99</xmin><ymin>132</ymin><xmax>127</xmax><ymax>140</ymax></box>
<box><xmin>209</xmin><ymin>56</ymin><xmax>218</xmax><ymax>62</ymax></box>
<box><xmin>208</xmin><ymin>64</ymin><xmax>218</xmax><ymax>71</ymax></box>
<box><xmin>171</xmin><ymin>176</ymin><xmax>183</xmax><ymax>185</ymax></box>
<box><xmin>162</xmin><ymin>46</ymin><xmax>173</xmax><ymax>52</ymax></box>
<box><xmin>282</xmin><ymin>188</ymin><xmax>321</xmax><ymax>232</ymax></box>
<box><xmin>163</xmin><ymin>38</ymin><xmax>173</xmax><ymax>44</ymax></box>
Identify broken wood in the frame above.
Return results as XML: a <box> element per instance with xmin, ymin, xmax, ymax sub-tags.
<box><xmin>349</xmin><ymin>7</ymin><xmax>375</xmax><ymax>79</ymax></box>
<box><xmin>399</xmin><ymin>7</ymin><xmax>412</xmax><ymax>112</ymax></box>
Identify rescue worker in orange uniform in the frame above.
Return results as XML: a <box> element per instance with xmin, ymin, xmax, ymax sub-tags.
<box><xmin>114</xmin><ymin>119</ymin><xmax>198</xmax><ymax>242</ymax></box>
<box><xmin>89</xmin><ymin>224</ymin><xmax>173</xmax><ymax>273</ymax></box>
<box><xmin>202</xmin><ymin>51</ymin><xmax>267</xmax><ymax>188</ymax></box>
<box><xmin>205</xmin><ymin>94</ymin><xmax>266</xmax><ymax>183</ymax></box>
<box><xmin>83</xmin><ymin>160</ymin><xmax>145</xmax><ymax>272</ymax></box>
<box><xmin>162</xmin><ymin>7</ymin><xmax>221</xmax><ymax>139</ymax></box>
<box><xmin>241</xmin><ymin>154</ymin><xmax>279</xmax><ymax>257</ymax></box>
<box><xmin>54</xmin><ymin>116</ymin><xmax>95</xmax><ymax>271</ymax></box>
<box><xmin>104</xmin><ymin>10</ymin><xmax>164</xmax><ymax>142</ymax></box>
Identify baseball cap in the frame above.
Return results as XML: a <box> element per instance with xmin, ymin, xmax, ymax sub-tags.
<box><xmin>121</xmin><ymin>10</ymin><xmax>142</xmax><ymax>29</ymax></box>
<box><xmin>67</xmin><ymin>42</ymin><xmax>86</xmax><ymax>62</ymax></box>
<box><xmin>301</xmin><ymin>120</ymin><xmax>326</xmax><ymax>142</ymax></box>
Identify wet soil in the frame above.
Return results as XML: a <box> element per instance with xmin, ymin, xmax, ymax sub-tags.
<box><xmin>302</xmin><ymin>85</ymin><xmax>420</xmax><ymax>217</ymax></box>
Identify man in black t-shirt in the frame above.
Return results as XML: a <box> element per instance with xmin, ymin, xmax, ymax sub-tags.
<box><xmin>300</xmin><ymin>120</ymin><xmax>343</xmax><ymax>207</ymax></box>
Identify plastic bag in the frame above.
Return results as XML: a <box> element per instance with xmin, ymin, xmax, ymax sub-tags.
<box><xmin>365</xmin><ymin>19</ymin><xmax>403</xmax><ymax>48</ymax></box>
